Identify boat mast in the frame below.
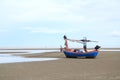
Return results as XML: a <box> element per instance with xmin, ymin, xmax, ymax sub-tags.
<box><xmin>82</xmin><ymin>37</ymin><xmax>87</xmax><ymax>52</ymax></box>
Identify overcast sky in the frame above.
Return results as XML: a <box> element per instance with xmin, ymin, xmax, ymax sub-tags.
<box><xmin>0</xmin><ymin>0</ymin><xmax>120</xmax><ymax>48</ymax></box>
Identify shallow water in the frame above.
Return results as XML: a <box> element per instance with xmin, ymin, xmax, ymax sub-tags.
<box><xmin>0</xmin><ymin>54</ymin><xmax>58</xmax><ymax>64</ymax></box>
<box><xmin>0</xmin><ymin>50</ymin><xmax>59</xmax><ymax>64</ymax></box>
<box><xmin>0</xmin><ymin>50</ymin><xmax>59</xmax><ymax>54</ymax></box>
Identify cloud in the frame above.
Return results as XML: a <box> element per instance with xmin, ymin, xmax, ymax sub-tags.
<box><xmin>0</xmin><ymin>0</ymin><xmax>120</xmax><ymax>24</ymax></box>
<box><xmin>0</xmin><ymin>0</ymin><xmax>120</xmax><ymax>34</ymax></box>
<box><xmin>0</xmin><ymin>29</ymin><xmax>8</xmax><ymax>32</ymax></box>
<box><xmin>12</xmin><ymin>0</ymin><xmax>87</xmax><ymax>23</ymax></box>
<box><xmin>110</xmin><ymin>30</ymin><xmax>120</xmax><ymax>37</ymax></box>
<box><xmin>23</xmin><ymin>26</ymin><xmax>80</xmax><ymax>34</ymax></box>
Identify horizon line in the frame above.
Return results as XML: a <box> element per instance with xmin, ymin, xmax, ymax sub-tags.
<box><xmin>0</xmin><ymin>47</ymin><xmax>120</xmax><ymax>50</ymax></box>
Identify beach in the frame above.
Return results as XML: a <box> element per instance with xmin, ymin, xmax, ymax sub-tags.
<box><xmin>0</xmin><ymin>50</ymin><xmax>120</xmax><ymax>80</ymax></box>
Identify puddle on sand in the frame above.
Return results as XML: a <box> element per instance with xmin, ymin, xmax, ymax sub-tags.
<box><xmin>0</xmin><ymin>50</ymin><xmax>59</xmax><ymax>54</ymax></box>
<box><xmin>0</xmin><ymin>54</ymin><xmax>58</xmax><ymax>64</ymax></box>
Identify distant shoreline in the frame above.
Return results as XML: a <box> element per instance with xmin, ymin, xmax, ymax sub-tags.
<box><xmin>0</xmin><ymin>48</ymin><xmax>120</xmax><ymax>50</ymax></box>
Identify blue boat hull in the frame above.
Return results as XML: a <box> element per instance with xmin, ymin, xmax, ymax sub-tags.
<box><xmin>63</xmin><ymin>51</ymin><xmax>99</xmax><ymax>58</ymax></box>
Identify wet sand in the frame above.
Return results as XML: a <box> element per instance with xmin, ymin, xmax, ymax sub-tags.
<box><xmin>0</xmin><ymin>51</ymin><xmax>120</xmax><ymax>80</ymax></box>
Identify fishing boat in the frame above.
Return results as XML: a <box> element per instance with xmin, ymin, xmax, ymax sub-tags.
<box><xmin>62</xmin><ymin>35</ymin><xmax>100</xmax><ymax>58</ymax></box>
<box><xmin>63</xmin><ymin>50</ymin><xmax>99</xmax><ymax>58</ymax></box>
